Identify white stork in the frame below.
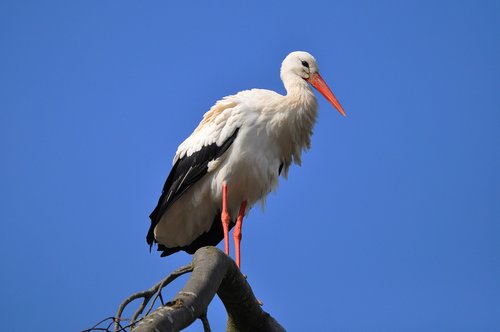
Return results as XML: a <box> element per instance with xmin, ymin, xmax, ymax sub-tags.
<box><xmin>147</xmin><ymin>51</ymin><xmax>345</xmax><ymax>268</ymax></box>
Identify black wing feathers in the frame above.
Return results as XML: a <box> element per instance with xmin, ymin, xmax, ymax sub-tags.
<box><xmin>156</xmin><ymin>212</ymin><xmax>235</xmax><ymax>256</ymax></box>
<box><xmin>147</xmin><ymin>128</ymin><xmax>240</xmax><ymax>249</ymax></box>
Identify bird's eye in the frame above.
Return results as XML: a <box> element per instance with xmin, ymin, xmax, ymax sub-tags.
<box><xmin>301</xmin><ymin>60</ymin><xmax>310</xmax><ymax>68</ymax></box>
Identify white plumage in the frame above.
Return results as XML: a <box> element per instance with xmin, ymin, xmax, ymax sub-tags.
<box><xmin>147</xmin><ymin>51</ymin><xmax>345</xmax><ymax>266</ymax></box>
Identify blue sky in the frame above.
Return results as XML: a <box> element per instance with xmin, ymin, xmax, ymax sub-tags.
<box><xmin>1</xmin><ymin>1</ymin><xmax>499</xmax><ymax>331</ymax></box>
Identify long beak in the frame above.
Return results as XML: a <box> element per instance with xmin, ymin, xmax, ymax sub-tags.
<box><xmin>308</xmin><ymin>72</ymin><xmax>346</xmax><ymax>117</ymax></box>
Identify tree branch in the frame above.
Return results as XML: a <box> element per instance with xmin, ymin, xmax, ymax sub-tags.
<box><xmin>134</xmin><ymin>246</ymin><xmax>285</xmax><ymax>332</ymax></box>
<box><xmin>84</xmin><ymin>246</ymin><xmax>285</xmax><ymax>332</ymax></box>
<box><xmin>113</xmin><ymin>263</ymin><xmax>194</xmax><ymax>331</ymax></box>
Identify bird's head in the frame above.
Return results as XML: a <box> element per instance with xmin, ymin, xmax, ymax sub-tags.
<box><xmin>281</xmin><ymin>51</ymin><xmax>346</xmax><ymax>116</ymax></box>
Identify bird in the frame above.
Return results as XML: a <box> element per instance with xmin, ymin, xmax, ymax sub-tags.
<box><xmin>147</xmin><ymin>51</ymin><xmax>345</xmax><ymax>269</ymax></box>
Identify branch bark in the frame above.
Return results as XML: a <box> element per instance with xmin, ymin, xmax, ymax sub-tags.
<box><xmin>134</xmin><ymin>246</ymin><xmax>285</xmax><ymax>332</ymax></box>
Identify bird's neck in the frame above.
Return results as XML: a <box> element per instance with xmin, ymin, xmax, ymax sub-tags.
<box><xmin>282</xmin><ymin>72</ymin><xmax>310</xmax><ymax>94</ymax></box>
<box><xmin>269</xmin><ymin>74</ymin><xmax>319</xmax><ymax>174</ymax></box>
<box><xmin>284</xmin><ymin>82</ymin><xmax>316</xmax><ymax>107</ymax></box>
<box><xmin>281</xmin><ymin>74</ymin><xmax>318</xmax><ymax>123</ymax></box>
<box><xmin>280</xmin><ymin>72</ymin><xmax>315</xmax><ymax>109</ymax></box>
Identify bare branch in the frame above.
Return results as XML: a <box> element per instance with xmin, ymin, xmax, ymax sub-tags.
<box><xmin>82</xmin><ymin>317</ymin><xmax>116</xmax><ymax>332</ymax></box>
<box><xmin>134</xmin><ymin>246</ymin><xmax>285</xmax><ymax>332</ymax></box>
<box><xmin>85</xmin><ymin>246</ymin><xmax>285</xmax><ymax>332</ymax></box>
<box><xmin>199</xmin><ymin>312</ymin><xmax>211</xmax><ymax>332</ymax></box>
<box><xmin>114</xmin><ymin>263</ymin><xmax>193</xmax><ymax>331</ymax></box>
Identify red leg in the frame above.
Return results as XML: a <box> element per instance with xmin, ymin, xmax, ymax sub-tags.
<box><xmin>221</xmin><ymin>182</ymin><xmax>230</xmax><ymax>255</ymax></box>
<box><xmin>234</xmin><ymin>200</ymin><xmax>247</xmax><ymax>269</ymax></box>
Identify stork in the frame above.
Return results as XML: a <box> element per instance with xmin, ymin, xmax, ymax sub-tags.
<box><xmin>147</xmin><ymin>51</ymin><xmax>345</xmax><ymax>268</ymax></box>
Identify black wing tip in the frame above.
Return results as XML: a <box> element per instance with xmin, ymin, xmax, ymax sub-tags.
<box><xmin>158</xmin><ymin>243</ymin><xmax>181</xmax><ymax>257</ymax></box>
<box><xmin>147</xmin><ymin>212</ymin><xmax>232</xmax><ymax>258</ymax></box>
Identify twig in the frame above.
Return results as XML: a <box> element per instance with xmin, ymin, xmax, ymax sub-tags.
<box><xmin>81</xmin><ymin>317</ymin><xmax>115</xmax><ymax>332</ymax></box>
<box><xmin>114</xmin><ymin>263</ymin><xmax>193</xmax><ymax>331</ymax></box>
<box><xmin>200</xmin><ymin>312</ymin><xmax>211</xmax><ymax>332</ymax></box>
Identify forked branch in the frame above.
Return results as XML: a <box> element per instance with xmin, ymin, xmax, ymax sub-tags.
<box><xmin>135</xmin><ymin>246</ymin><xmax>285</xmax><ymax>332</ymax></box>
<box><xmin>85</xmin><ymin>246</ymin><xmax>284</xmax><ymax>332</ymax></box>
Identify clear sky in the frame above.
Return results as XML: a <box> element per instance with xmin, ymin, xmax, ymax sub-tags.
<box><xmin>1</xmin><ymin>1</ymin><xmax>499</xmax><ymax>331</ymax></box>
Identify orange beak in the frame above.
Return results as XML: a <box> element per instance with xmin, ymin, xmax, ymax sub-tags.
<box><xmin>308</xmin><ymin>72</ymin><xmax>346</xmax><ymax>117</ymax></box>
